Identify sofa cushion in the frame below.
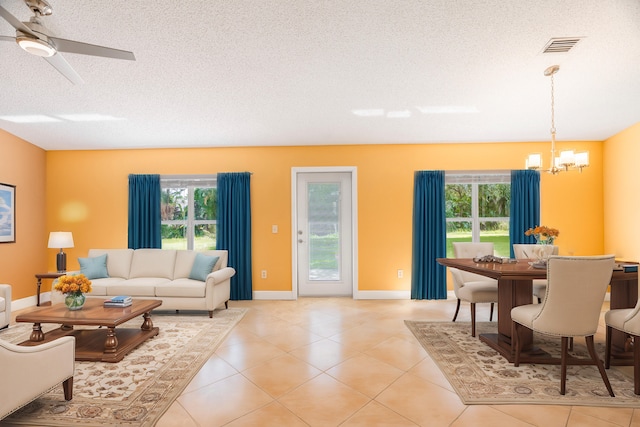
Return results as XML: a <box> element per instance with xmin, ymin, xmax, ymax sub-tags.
<box><xmin>78</xmin><ymin>254</ymin><xmax>109</xmax><ymax>280</ymax></box>
<box><xmin>0</xmin><ymin>296</ymin><xmax>4</xmax><ymax>312</ymax></box>
<box><xmin>106</xmin><ymin>278</ymin><xmax>171</xmax><ymax>296</ymax></box>
<box><xmin>174</xmin><ymin>250</ymin><xmax>227</xmax><ymax>279</ymax></box>
<box><xmin>174</xmin><ymin>250</ymin><xmax>197</xmax><ymax>279</ymax></box>
<box><xmin>88</xmin><ymin>249</ymin><xmax>134</xmax><ymax>279</ymax></box>
<box><xmin>189</xmin><ymin>253</ymin><xmax>219</xmax><ymax>281</ymax></box>
<box><xmin>155</xmin><ymin>279</ymin><xmax>206</xmax><ymax>298</ymax></box>
<box><xmin>203</xmin><ymin>250</ymin><xmax>227</xmax><ymax>270</ymax></box>
<box><xmin>129</xmin><ymin>249</ymin><xmax>176</xmax><ymax>279</ymax></box>
<box><xmin>88</xmin><ymin>277</ymin><xmax>125</xmax><ymax>296</ymax></box>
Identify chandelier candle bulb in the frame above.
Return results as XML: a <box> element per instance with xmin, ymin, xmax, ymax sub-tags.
<box><xmin>526</xmin><ymin>153</ymin><xmax>542</xmax><ymax>169</ymax></box>
<box><xmin>575</xmin><ymin>151</ymin><xmax>589</xmax><ymax>168</ymax></box>
<box><xmin>559</xmin><ymin>150</ymin><xmax>575</xmax><ymax>166</ymax></box>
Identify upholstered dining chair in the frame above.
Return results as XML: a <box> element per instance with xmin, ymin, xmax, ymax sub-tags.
<box><xmin>450</xmin><ymin>242</ymin><xmax>498</xmax><ymax>337</ymax></box>
<box><xmin>513</xmin><ymin>244</ymin><xmax>559</xmax><ymax>303</ymax></box>
<box><xmin>605</xmin><ymin>295</ymin><xmax>640</xmax><ymax>394</ymax></box>
<box><xmin>511</xmin><ymin>255</ymin><xmax>615</xmax><ymax>396</ymax></box>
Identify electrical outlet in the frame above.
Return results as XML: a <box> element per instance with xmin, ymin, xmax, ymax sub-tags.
<box><xmin>397</xmin><ymin>269</ymin><xmax>403</xmax><ymax>278</ymax></box>
<box><xmin>261</xmin><ymin>270</ymin><xmax>267</xmax><ymax>279</ymax></box>
<box><xmin>272</xmin><ymin>225</ymin><xmax>278</xmax><ymax>233</ymax></box>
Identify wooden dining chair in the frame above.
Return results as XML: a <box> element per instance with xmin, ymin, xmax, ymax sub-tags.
<box><xmin>511</xmin><ymin>255</ymin><xmax>615</xmax><ymax>396</ymax></box>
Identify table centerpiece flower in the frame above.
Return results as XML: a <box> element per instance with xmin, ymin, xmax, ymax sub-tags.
<box><xmin>524</xmin><ymin>225</ymin><xmax>559</xmax><ymax>245</ymax></box>
<box><xmin>53</xmin><ymin>274</ymin><xmax>92</xmax><ymax>310</ymax></box>
<box><xmin>524</xmin><ymin>225</ymin><xmax>559</xmax><ymax>264</ymax></box>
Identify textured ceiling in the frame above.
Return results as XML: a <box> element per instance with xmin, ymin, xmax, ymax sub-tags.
<box><xmin>0</xmin><ymin>0</ymin><xmax>639</xmax><ymax>151</ymax></box>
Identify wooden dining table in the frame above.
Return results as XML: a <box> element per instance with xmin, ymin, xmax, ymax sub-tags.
<box><xmin>437</xmin><ymin>258</ymin><xmax>638</xmax><ymax>365</ymax></box>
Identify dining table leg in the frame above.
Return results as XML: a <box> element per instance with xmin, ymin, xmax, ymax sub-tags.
<box><xmin>479</xmin><ymin>278</ymin><xmax>534</xmax><ymax>362</ymax></box>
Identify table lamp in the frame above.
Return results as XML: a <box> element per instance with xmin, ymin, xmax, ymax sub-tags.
<box><xmin>48</xmin><ymin>232</ymin><xmax>74</xmax><ymax>272</ymax></box>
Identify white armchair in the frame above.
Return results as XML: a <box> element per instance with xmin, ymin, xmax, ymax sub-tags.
<box><xmin>0</xmin><ymin>284</ymin><xmax>11</xmax><ymax>330</ymax></box>
<box><xmin>0</xmin><ymin>336</ymin><xmax>75</xmax><ymax>420</ymax></box>
<box><xmin>450</xmin><ymin>242</ymin><xmax>498</xmax><ymax>337</ymax></box>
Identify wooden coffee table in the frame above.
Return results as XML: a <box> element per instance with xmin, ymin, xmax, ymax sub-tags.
<box><xmin>16</xmin><ymin>299</ymin><xmax>162</xmax><ymax>363</ymax></box>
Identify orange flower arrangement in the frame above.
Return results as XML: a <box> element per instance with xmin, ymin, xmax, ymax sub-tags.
<box><xmin>525</xmin><ymin>225</ymin><xmax>559</xmax><ymax>244</ymax></box>
<box><xmin>53</xmin><ymin>274</ymin><xmax>93</xmax><ymax>296</ymax></box>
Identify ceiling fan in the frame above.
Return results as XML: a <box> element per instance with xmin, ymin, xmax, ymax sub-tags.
<box><xmin>0</xmin><ymin>0</ymin><xmax>135</xmax><ymax>84</ymax></box>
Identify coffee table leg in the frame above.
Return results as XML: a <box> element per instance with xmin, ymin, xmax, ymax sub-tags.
<box><xmin>36</xmin><ymin>278</ymin><xmax>42</xmax><ymax>307</ymax></box>
<box><xmin>104</xmin><ymin>327</ymin><xmax>118</xmax><ymax>354</ymax></box>
<box><xmin>30</xmin><ymin>323</ymin><xmax>44</xmax><ymax>341</ymax></box>
<box><xmin>141</xmin><ymin>312</ymin><xmax>153</xmax><ymax>331</ymax></box>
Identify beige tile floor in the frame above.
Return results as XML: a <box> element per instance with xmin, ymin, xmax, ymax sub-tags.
<box><xmin>151</xmin><ymin>297</ymin><xmax>640</xmax><ymax>427</ymax></box>
<box><xmin>12</xmin><ymin>296</ymin><xmax>640</xmax><ymax>426</ymax></box>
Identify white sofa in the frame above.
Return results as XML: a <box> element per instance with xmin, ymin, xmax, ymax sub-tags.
<box><xmin>52</xmin><ymin>249</ymin><xmax>235</xmax><ymax>318</ymax></box>
<box><xmin>0</xmin><ymin>336</ymin><xmax>75</xmax><ymax>420</ymax></box>
<box><xmin>0</xmin><ymin>284</ymin><xmax>10</xmax><ymax>330</ymax></box>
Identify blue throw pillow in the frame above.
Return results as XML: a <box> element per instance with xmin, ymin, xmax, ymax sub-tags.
<box><xmin>78</xmin><ymin>254</ymin><xmax>109</xmax><ymax>280</ymax></box>
<box><xmin>189</xmin><ymin>253</ymin><xmax>219</xmax><ymax>281</ymax></box>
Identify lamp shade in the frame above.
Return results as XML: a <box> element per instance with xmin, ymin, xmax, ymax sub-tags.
<box><xmin>48</xmin><ymin>232</ymin><xmax>74</xmax><ymax>249</ymax></box>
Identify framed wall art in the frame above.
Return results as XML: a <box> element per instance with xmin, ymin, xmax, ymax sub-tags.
<box><xmin>0</xmin><ymin>183</ymin><xmax>15</xmax><ymax>243</ymax></box>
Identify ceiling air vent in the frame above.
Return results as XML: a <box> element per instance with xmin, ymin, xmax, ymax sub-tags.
<box><xmin>542</xmin><ymin>37</ymin><xmax>582</xmax><ymax>53</ymax></box>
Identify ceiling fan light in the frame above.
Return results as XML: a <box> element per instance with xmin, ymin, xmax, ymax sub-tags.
<box><xmin>16</xmin><ymin>36</ymin><xmax>55</xmax><ymax>57</ymax></box>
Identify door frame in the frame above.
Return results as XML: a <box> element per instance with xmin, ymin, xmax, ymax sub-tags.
<box><xmin>291</xmin><ymin>166</ymin><xmax>358</xmax><ymax>299</ymax></box>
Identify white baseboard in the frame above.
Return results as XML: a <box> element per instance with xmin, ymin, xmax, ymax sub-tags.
<box><xmin>11</xmin><ymin>294</ymin><xmax>41</xmax><ymax>311</ymax></box>
<box><xmin>355</xmin><ymin>290</ymin><xmax>411</xmax><ymax>299</ymax></box>
<box><xmin>253</xmin><ymin>291</ymin><xmax>297</xmax><ymax>300</ymax></box>
<box><xmin>252</xmin><ymin>290</ymin><xmax>414</xmax><ymax>300</ymax></box>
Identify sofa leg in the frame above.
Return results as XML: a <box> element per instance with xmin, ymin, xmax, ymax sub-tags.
<box><xmin>63</xmin><ymin>377</ymin><xmax>73</xmax><ymax>401</ymax></box>
<box><xmin>208</xmin><ymin>310</ymin><xmax>213</xmax><ymax>318</ymax></box>
<box><xmin>175</xmin><ymin>310</ymin><xmax>179</xmax><ymax>314</ymax></box>
<box><xmin>225</xmin><ymin>300</ymin><xmax>229</xmax><ymax>309</ymax></box>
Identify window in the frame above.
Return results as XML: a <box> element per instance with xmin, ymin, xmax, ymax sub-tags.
<box><xmin>160</xmin><ymin>176</ymin><xmax>217</xmax><ymax>250</ymax></box>
<box><xmin>445</xmin><ymin>172</ymin><xmax>511</xmax><ymax>257</ymax></box>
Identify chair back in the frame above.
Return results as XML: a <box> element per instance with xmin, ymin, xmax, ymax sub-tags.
<box><xmin>513</xmin><ymin>244</ymin><xmax>558</xmax><ymax>259</ymax></box>
<box><xmin>614</xmin><ymin>284</ymin><xmax>640</xmax><ymax>335</ymax></box>
<box><xmin>533</xmin><ymin>255</ymin><xmax>614</xmax><ymax>336</ymax></box>
<box><xmin>451</xmin><ymin>242</ymin><xmax>495</xmax><ymax>291</ymax></box>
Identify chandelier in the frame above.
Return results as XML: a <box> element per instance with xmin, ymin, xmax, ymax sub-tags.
<box><xmin>525</xmin><ymin>65</ymin><xmax>589</xmax><ymax>174</ymax></box>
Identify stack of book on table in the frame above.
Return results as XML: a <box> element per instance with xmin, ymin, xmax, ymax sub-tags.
<box><xmin>104</xmin><ymin>295</ymin><xmax>133</xmax><ymax>308</ymax></box>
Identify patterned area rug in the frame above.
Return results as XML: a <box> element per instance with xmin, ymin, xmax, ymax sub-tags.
<box><xmin>405</xmin><ymin>321</ymin><xmax>640</xmax><ymax>407</ymax></box>
<box><xmin>0</xmin><ymin>308</ymin><xmax>247</xmax><ymax>426</ymax></box>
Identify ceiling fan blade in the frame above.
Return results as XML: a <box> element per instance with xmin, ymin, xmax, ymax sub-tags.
<box><xmin>0</xmin><ymin>5</ymin><xmax>38</xmax><ymax>37</ymax></box>
<box><xmin>44</xmin><ymin>53</ymin><xmax>84</xmax><ymax>85</ymax></box>
<box><xmin>49</xmin><ymin>37</ymin><xmax>135</xmax><ymax>61</ymax></box>
<box><xmin>0</xmin><ymin>35</ymin><xmax>16</xmax><ymax>43</ymax></box>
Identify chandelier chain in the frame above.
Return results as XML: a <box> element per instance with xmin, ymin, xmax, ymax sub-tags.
<box><xmin>550</xmin><ymin>73</ymin><xmax>556</xmax><ymax>135</ymax></box>
<box><xmin>525</xmin><ymin>64</ymin><xmax>589</xmax><ymax>173</ymax></box>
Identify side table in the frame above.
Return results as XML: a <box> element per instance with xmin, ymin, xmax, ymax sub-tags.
<box><xmin>35</xmin><ymin>272</ymin><xmax>65</xmax><ymax>306</ymax></box>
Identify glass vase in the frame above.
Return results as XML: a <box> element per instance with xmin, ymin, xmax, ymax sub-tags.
<box><xmin>64</xmin><ymin>293</ymin><xmax>86</xmax><ymax>311</ymax></box>
<box><xmin>532</xmin><ymin>245</ymin><xmax>554</xmax><ymax>263</ymax></box>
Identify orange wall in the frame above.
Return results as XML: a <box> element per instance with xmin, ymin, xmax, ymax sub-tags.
<box><xmin>0</xmin><ymin>129</ymin><xmax>610</xmax><ymax>303</ymax></box>
<box><xmin>41</xmin><ymin>140</ymin><xmax>603</xmax><ymax>297</ymax></box>
<box><xmin>0</xmin><ymin>130</ymin><xmax>47</xmax><ymax>300</ymax></box>
<box><xmin>603</xmin><ymin>122</ymin><xmax>640</xmax><ymax>261</ymax></box>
